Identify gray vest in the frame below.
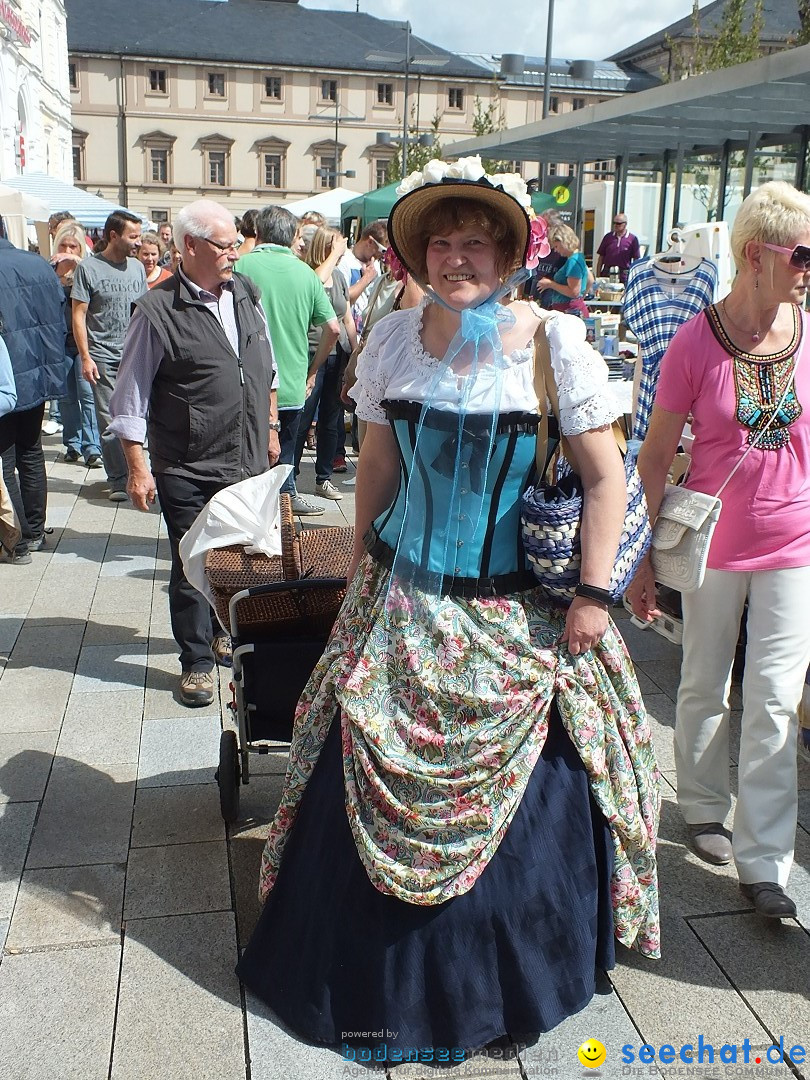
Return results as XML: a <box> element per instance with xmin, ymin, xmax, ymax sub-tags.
<box><xmin>136</xmin><ymin>272</ymin><xmax>272</xmax><ymax>483</ymax></box>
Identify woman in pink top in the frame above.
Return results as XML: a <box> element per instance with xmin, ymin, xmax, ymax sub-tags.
<box><xmin>628</xmin><ymin>181</ymin><xmax>810</xmax><ymax>919</ymax></box>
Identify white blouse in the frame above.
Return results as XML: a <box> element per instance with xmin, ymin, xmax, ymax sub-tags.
<box><xmin>350</xmin><ymin>299</ymin><xmax>619</xmax><ymax>436</ymax></box>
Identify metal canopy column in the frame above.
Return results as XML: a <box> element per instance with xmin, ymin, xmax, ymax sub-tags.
<box><xmin>611</xmin><ymin>156</ymin><xmax>623</xmax><ymax>218</ymax></box>
<box><xmin>671</xmin><ymin>144</ymin><xmax>685</xmax><ymax>229</ymax></box>
<box><xmin>716</xmin><ymin>140</ymin><xmax>731</xmax><ymax>222</ymax></box>
<box><xmin>656</xmin><ymin>150</ymin><xmax>670</xmax><ymax>253</ymax></box>
<box><xmin>618</xmin><ymin>155</ymin><xmax>629</xmax><ymax>211</ymax></box>
<box><xmin>743</xmin><ymin>129</ymin><xmax>758</xmax><ymax>197</ymax></box>
<box><xmin>796</xmin><ymin>126</ymin><xmax>809</xmax><ymax>191</ymax></box>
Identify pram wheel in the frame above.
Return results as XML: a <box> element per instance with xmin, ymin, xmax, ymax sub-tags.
<box><xmin>218</xmin><ymin>729</ymin><xmax>241</xmax><ymax>823</ymax></box>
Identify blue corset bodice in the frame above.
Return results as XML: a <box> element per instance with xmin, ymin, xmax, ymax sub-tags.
<box><xmin>370</xmin><ymin>400</ymin><xmax>539</xmax><ymax>587</ymax></box>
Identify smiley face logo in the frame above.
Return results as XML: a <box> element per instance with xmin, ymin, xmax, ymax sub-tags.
<box><xmin>577</xmin><ymin>1038</ymin><xmax>607</xmax><ymax>1069</ymax></box>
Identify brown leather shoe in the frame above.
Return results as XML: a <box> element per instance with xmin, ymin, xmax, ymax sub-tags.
<box><xmin>212</xmin><ymin>632</ymin><xmax>232</xmax><ymax>667</ymax></box>
<box><xmin>687</xmin><ymin>823</ymin><xmax>733</xmax><ymax>865</ymax></box>
<box><xmin>179</xmin><ymin>670</ymin><xmax>214</xmax><ymax>707</ymax></box>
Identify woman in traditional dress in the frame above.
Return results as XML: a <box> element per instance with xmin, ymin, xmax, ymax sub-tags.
<box><xmin>237</xmin><ymin>160</ymin><xmax>660</xmax><ymax>1059</ymax></box>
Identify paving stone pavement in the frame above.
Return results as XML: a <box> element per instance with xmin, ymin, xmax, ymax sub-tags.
<box><xmin>0</xmin><ymin>436</ymin><xmax>807</xmax><ymax>1080</ymax></box>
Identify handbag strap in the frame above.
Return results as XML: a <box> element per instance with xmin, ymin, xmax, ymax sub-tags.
<box><xmin>712</xmin><ymin>354</ymin><xmax>799</xmax><ymax>500</ymax></box>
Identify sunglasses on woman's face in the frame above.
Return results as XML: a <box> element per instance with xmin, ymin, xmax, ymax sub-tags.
<box><xmin>762</xmin><ymin>242</ymin><xmax>810</xmax><ymax>271</ymax></box>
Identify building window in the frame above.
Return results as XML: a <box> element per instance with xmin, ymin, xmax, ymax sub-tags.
<box><xmin>447</xmin><ymin>87</ymin><xmax>464</xmax><ymax>110</ymax></box>
<box><xmin>549</xmin><ymin>95</ymin><xmax>559</xmax><ymax>113</ymax></box>
<box><xmin>264</xmin><ymin>75</ymin><xmax>282</xmax><ymax>100</ymax></box>
<box><xmin>572</xmin><ymin>97</ymin><xmax>585</xmax><ymax>110</ymax></box>
<box><xmin>148</xmin><ymin>68</ymin><xmax>167</xmax><ymax>94</ymax></box>
<box><xmin>207</xmin><ymin>72</ymin><xmax>226</xmax><ymax>98</ymax></box>
<box><xmin>374</xmin><ymin>158</ymin><xmax>390</xmax><ymax>188</ymax></box>
<box><xmin>592</xmin><ymin>160</ymin><xmax>612</xmax><ymax>180</ymax></box>
<box><xmin>68</xmin><ymin>62</ymin><xmax>78</xmax><ymax>91</ymax></box>
<box><xmin>318</xmin><ymin>155</ymin><xmax>336</xmax><ymax>189</ymax></box>
<box><xmin>321</xmin><ymin>79</ymin><xmax>338</xmax><ymax>103</ymax></box>
<box><xmin>376</xmin><ymin>82</ymin><xmax>393</xmax><ymax>106</ymax></box>
<box><xmin>151</xmin><ymin>209</ymin><xmax>170</xmax><ymax>224</ymax></box>
<box><xmin>151</xmin><ymin>148</ymin><xmax>168</xmax><ymax>184</ymax></box>
<box><xmin>208</xmin><ymin>150</ymin><xmax>226</xmax><ymax>185</ymax></box>
<box><xmin>264</xmin><ymin>153</ymin><xmax>282</xmax><ymax>188</ymax></box>
<box><xmin>547</xmin><ymin>162</ymin><xmax>558</xmax><ymax>176</ymax></box>
<box><xmin>72</xmin><ymin>144</ymin><xmax>83</xmax><ymax>181</ymax></box>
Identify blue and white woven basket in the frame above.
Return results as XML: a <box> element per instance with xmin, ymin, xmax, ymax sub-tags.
<box><xmin>521</xmin><ymin>453</ymin><xmax>652</xmax><ymax>604</ymax></box>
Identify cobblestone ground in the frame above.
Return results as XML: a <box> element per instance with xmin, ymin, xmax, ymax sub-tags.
<box><xmin>0</xmin><ymin>435</ymin><xmax>807</xmax><ymax>1080</ymax></box>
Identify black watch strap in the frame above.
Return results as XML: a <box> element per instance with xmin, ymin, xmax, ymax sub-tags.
<box><xmin>574</xmin><ymin>583</ymin><xmax>612</xmax><ymax>607</ymax></box>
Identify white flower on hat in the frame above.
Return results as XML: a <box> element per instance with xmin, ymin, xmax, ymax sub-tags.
<box><xmin>395</xmin><ymin>156</ymin><xmax>531</xmax><ymax>207</ymax></box>
<box><xmin>492</xmin><ymin>172</ymin><xmax>531</xmax><ymax>207</ymax></box>
<box><xmin>445</xmin><ymin>156</ymin><xmax>486</xmax><ymax>181</ymax></box>
<box><xmin>396</xmin><ymin>169</ymin><xmax>425</xmax><ymax>195</ymax></box>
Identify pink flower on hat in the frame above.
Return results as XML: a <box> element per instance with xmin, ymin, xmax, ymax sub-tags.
<box><xmin>525</xmin><ymin>216</ymin><xmax>551</xmax><ymax>269</ymax></box>
<box><xmin>384</xmin><ymin>246</ymin><xmax>408</xmax><ymax>282</ymax></box>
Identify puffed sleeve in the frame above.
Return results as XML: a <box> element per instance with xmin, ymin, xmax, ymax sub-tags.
<box><xmin>544</xmin><ymin>312</ymin><xmax>620</xmax><ymax>435</ymax></box>
<box><xmin>349</xmin><ymin>308</ymin><xmax>410</xmax><ymax>424</ymax></box>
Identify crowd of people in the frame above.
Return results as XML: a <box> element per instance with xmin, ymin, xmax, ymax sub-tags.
<box><xmin>1</xmin><ymin>171</ymin><xmax>808</xmax><ymax>1061</ymax></box>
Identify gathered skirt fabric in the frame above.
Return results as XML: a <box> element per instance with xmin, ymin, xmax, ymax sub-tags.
<box><xmin>236</xmin><ymin>701</ymin><xmax>615</xmax><ymax>1054</ymax></box>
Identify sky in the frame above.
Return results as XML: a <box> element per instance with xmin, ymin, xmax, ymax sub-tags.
<box><xmin>300</xmin><ymin>0</ymin><xmax>704</xmax><ymax>60</ymax></box>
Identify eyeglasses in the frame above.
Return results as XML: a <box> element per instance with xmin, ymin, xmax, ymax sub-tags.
<box><xmin>762</xmin><ymin>242</ymin><xmax>810</xmax><ymax>271</ymax></box>
<box><xmin>613</xmin><ymin>220</ymin><xmax>627</xmax><ymax>226</ymax></box>
<box><xmin>198</xmin><ymin>236</ymin><xmax>239</xmax><ymax>254</ymax></box>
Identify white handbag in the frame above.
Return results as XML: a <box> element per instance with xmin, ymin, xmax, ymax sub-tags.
<box><xmin>651</xmin><ymin>359</ymin><xmax>798</xmax><ymax>593</ymax></box>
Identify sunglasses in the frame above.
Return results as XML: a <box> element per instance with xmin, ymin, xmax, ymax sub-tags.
<box><xmin>613</xmin><ymin>220</ymin><xmax>627</xmax><ymax>226</ymax></box>
<box><xmin>763</xmin><ymin>242</ymin><xmax>810</xmax><ymax>271</ymax></box>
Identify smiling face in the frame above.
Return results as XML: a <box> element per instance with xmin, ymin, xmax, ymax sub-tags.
<box><xmin>577</xmin><ymin>1039</ymin><xmax>607</xmax><ymax>1069</ymax></box>
<box><xmin>425</xmin><ymin>224</ymin><xmax>500</xmax><ymax>309</ymax></box>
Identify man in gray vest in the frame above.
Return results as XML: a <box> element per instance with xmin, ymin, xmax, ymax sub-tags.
<box><xmin>109</xmin><ymin>201</ymin><xmax>280</xmax><ymax>707</ymax></box>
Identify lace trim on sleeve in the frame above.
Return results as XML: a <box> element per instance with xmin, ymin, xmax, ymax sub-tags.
<box><xmin>348</xmin><ymin>308</ymin><xmax>413</xmax><ymax>424</ymax></box>
<box><xmin>544</xmin><ymin>312</ymin><xmax>620</xmax><ymax>435</ymax></box>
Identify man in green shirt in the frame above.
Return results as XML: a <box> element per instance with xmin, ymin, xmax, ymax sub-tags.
<box><xmin>237</xmin><ymin>206</ymin><xmax>339</xmax><ymax>515</ymax></box>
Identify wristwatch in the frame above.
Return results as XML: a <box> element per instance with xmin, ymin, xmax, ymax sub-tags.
<box><xmin>268</xmin><ymin>420</ymin><xmax>281</xmax><ymax>432</ymax></box>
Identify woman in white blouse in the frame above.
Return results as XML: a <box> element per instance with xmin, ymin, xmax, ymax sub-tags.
<box><xmin>237</xmin><ymin>164</ymin><xmax>660</xmax><ymax>1060</ymax></box>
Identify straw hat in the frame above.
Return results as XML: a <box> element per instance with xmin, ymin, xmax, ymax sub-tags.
<box><xmin>389</xmin><ymin>167</ymin><xmax>531</xmax><ymax>283</ymax></box>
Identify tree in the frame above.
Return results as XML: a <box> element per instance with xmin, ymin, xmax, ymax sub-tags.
<box><xmin>798</xmin><ymin>0</ymin><xmax>810</xmax><ymax>46</ymax></box>
<box><xmin>472</xmin><ymin>96</ymin><xmax>508</xmax><ymax>173</ymax></box>
<box><xmin>385</xmin><ymin>114</ymin><xmax>442</xmax><ymax>184</ymax></box>
<box><xmin>665</xmin><ymin>0</ymin><xmax>765</xmax><ymax>80</ymax></box>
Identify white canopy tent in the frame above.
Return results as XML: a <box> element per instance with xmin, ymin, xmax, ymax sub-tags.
<box><xmin>0</xmin><ymin>172</ymin><xmax>139</xmax><ymax>230</ymax></box>
<box><xmin>284</xmin><ymin>186</ymin><xmax>362</xmax><ymax>224</ymax></box>
<box><xmin>0</xmin><ymin>183</ymin><xmax>49</xmax><ymax>249</ymax></box>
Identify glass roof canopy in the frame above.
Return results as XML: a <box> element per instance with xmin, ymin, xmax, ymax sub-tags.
<box><xmin>448</xmin><ymin>44</ymin><xmax>810</xmax><ymax>171</ymax></box>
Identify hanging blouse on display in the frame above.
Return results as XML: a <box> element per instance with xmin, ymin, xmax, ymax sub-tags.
<box><xmin>623</xmin><ymin>256</ymin><xmax>717</xmax><ymax>439</ymax></box>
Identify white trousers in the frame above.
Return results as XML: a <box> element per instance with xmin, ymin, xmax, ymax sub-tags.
<box><xmin>676</xmin><ymin>565</ymin><xmax>810</xmax><ymax>886</ymax></box>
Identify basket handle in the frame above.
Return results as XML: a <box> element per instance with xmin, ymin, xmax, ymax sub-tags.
<box><xmin>279</xmin><ymin>493</ymin><xmax>303</xmax><ymax>580</ymax></box>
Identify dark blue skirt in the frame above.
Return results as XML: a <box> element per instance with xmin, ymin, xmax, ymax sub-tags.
<box><xmin>237</xmin><ymin>702</ymin><xmax>614</xmax><ymax>1056</ymax></box>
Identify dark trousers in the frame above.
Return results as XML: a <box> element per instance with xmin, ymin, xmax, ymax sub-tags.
<box><xmin>0</xmin><ymin>403</ymin><xmax>47</xmax><ymax>553</ymax></box>
<box><xmin>155</xmin><ymin>472</ymin><xmax>228</xmax><ymax>672</ymax></box>
<box><xmin>278</xmin><ymin>408</ymin><xmax>303</xmax><ymax>496</ymax></box>
<box><xmin>293</xmin><ymin>355</ymin><xmax>343</xmax><ymax>484</ymax></box>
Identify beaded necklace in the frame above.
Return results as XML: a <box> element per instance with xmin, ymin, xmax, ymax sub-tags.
<box><xmin>706</xmin><ymin>302</ymin><xmax>803</xmax><ymax>450</ymax></box>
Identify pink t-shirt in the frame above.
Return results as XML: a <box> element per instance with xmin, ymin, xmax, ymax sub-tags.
<box><xmin>655</xmin><ymin>305</ymin><xmax>810</xmax><ymax>572</ymax></box>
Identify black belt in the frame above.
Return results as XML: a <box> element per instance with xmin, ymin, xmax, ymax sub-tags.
<box><xmin>364</xmin><ymin>528</ymin><xmax>536</xmax><ymax>599</ymax></box>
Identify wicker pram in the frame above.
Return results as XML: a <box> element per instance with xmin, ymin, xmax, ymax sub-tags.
<box><xmin>205</xmin><ymin>493</ymin><xmax>353</xmax><ymax>821</ymax></box>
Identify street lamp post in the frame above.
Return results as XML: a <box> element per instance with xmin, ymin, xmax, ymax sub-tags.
<box><xmin>542</xmin><ymin>0</ymin><xmax>556</xmax><ymax>120</ymax></box>
<box><xmin>308</xmin><ymin>99</ymin><xmax>362</xmax><ymax>189</ymax></box>
<box><xmin>366</xmin><ymin>23</ymin><xmax>446</xmax><ymax>180</ymax></box>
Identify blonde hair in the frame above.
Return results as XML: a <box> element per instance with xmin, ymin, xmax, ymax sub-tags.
<box><xmin>730</xmin><ymin>181</ymin><xmax>810</xmax><ymax>272</ymax></box>
<box><xmin>548</xmin><ymin>223</ymin><xmax>580</xmax><ymax>253</ymax></box>
<box><xmin>53</xmin><ymin>220</ymin><xmax>86</xmax><ymax>255</ymax></box>
<box><xmin>52</xmin><ymin>221</ymin><xmax>87</xmax><ymax>284</ymax></box>
<box><xmin>305</xmin><ymin>226</ymin><xmax>340</xmax><ymax>270</ymax></box>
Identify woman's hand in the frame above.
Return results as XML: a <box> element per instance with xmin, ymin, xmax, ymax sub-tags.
<box><xmin>625</xmin><ymin>555</ymin><xmax>660</xmax><ymax>622</ymax></box>
<box><xmin>560</xmin><ymin>596</ymin><xmax>609</xmax><ymax>656</ymax></box>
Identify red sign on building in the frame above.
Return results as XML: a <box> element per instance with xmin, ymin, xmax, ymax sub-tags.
<box><xmin>0</xmin><ymin>1</ymin><xmax>32</xmax><ymax>46</ymax></box>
